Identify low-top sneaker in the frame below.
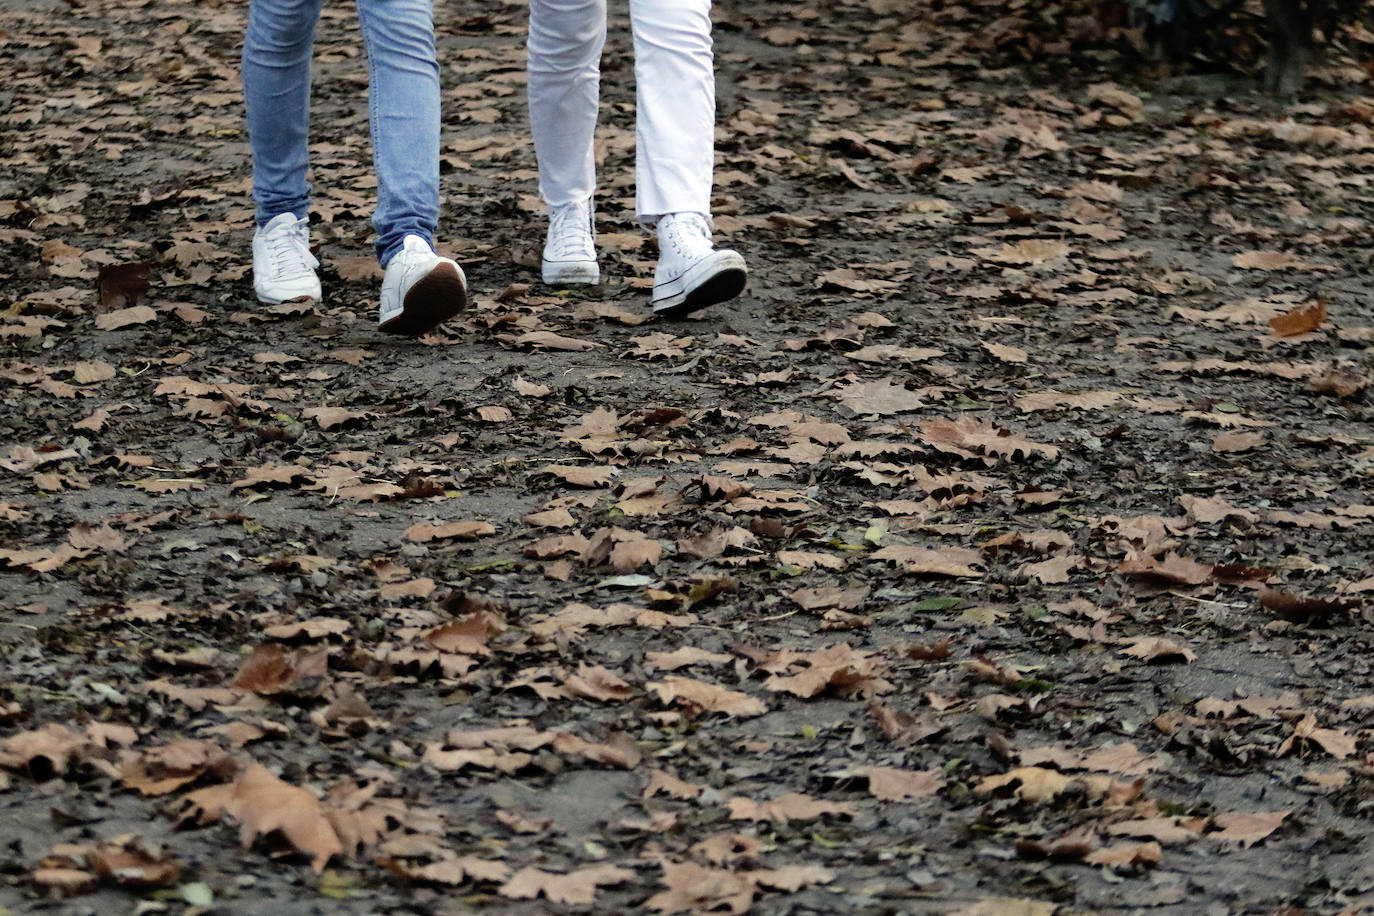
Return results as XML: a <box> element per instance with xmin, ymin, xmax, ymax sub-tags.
<box><xmin>253</xmin><ymin>212</ymin><xmax>321</xmax><ymax>305</ymax></box>
<box><xmin>651</xmin><ymin>212</ymin><xmax>746</xmax><ymax>318</ymax></box>
<box><xmin>541</xmin><ymin>198</ymin><xmax>600</xmax><ymax>285</ymax></box>
<box><xmin>378</xmin><ymin>235</ymin><xmax>468</xmax><ymax>336</ymax></box>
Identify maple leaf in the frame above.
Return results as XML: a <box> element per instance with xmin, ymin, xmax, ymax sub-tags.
<box><xmin>562</xmin><ymin>664</ymin><xmax>634</xmax><ymax>702</ymax></box>
<box><xmin>870</xmin><ymin>544</ymin><xmax>982</xmax><ymax>577</ymax></box>
<box><xmin>1259</xmin><ymin>585</ymin><xmax>1359</xmax><ymax>623</ymax></box>
<box><xmin>0</xmin><ymin>723</ymin><xmax>94</xmax><ymax>779</ymax></box>
<box><xmin>646</xmin><ymin>862</ymin><xmax>755</xmax><ymax>915</ymax></box>
<box><xmin>550</xmin><ymin>731</ymin><xmax>642</xmax><ymax>769</ymax></box>
<box><xmin>423</xmin><ymin>611</ymin><xmax>504</xmax><ymax>655</ymax></box>
<box><xmin>855</xmin><ymin>765</ymin><xmax>945</xmax><ymax>801</ymax></box>
<box><xmin>761</xmin><ymin>643</ymin><xmax>893</xmax><ymax>698</ymax></box>
<box><xmin>647</xmin><ymin>676</ymin><xmax>766</xmax><ymax>718</ymax></box>
<box><xmin>1208</xmin><ymin>810</ymin><xmax>1290</xmax><ymax>847</ymax></box>
<box><xmin>384</xmin><ymin>855</ymin><xmax>512</xmax><ymax>886</ymax></box>
<box><xmin>1276</xmin><ymin>713</ymin><xmax>1356</xmax><ymax>759</ymax></box>
<box><xmin>1211</xmin><ymin>431</ymin><xmax>1265</xmax><ymax>453</ymax></box>
<box><xmin>973</xmin><ymin>238</ymin><xmax>1071</xmax><ymax>265</ymax></box>
<box><xmin>919</xmin><ymin>416</ymin><xmax>1060</xmax><ymax>462</ymax></box>
<box><xmin>1106</xmin><ymin>817</ymin><xmax>1207</xmax><ymax>845</ymax></box>
<box><xmin>835</xmin><ymin>378</ymin><xmax>930</xmax><ymax>416</ymax></box>
<box><xmin>952</xmin><ymin>898</ymin><xmax>1058</xmax><ymax>916</ymax></box>
<box><xmin>514</xmin><ymin>330</ymin><xmax>599</xmax><ymax>351</ymax></box>
<box><xmin>186</xmin><ymin>762</ymin><xmax>343</xmax><ymax>873</ymax></box>
<box><xmin>1083</xmin><ymin>841</ymin><xmax>1162</xmax><ymax>867</ymax></box>
<box><xmin>645</xmin><ymin>768</ymin><xmax>703</xmax><ymax>800</ymax></box>
<box><xmin>499</xmin><ymin>864</ymin><xmax>632</xmax><ymax>906</ymax></box>
<box><xmin>300</xmin><ymin>406</ymin><xmax>367</xmax><ymax>429</ymax></box>
<box><xmin>544</xmin><ymin>464</ymin><xmax>616</xmax><ymax>487</ymax></box>
<box><xmin>982</xmin><ymin>341</ymin><xmax>1028</xmax><ymax>362</ymax></box>
<box><xmin>726</xmin><ymin>793</ymin><xmax>856</xmax><ymax>824</ymax></box>
<box><xmin>1015</xmin><ymin>389</ymin><xmax>1120</xmax><ymax>412</ymax></box>
<box><xmin>402</xmin><ymin>520</ymin><xmax>496</xmax><ymax>542</ymax></box>
<box><xmin>229</xmin><ymin>463</ymin><xmax>309</xmax><ymax>490</ymax></box>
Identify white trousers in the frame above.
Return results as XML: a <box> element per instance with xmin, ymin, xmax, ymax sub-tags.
<box><xmin>527</xmin><ymin>0</ymin><xmax>715</xmax><ymax>222</ymax></box>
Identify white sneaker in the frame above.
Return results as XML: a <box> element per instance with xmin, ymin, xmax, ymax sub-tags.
<box><xmin>378</xmin><ymin>235</ymin><xmax>468</xmax><ymax>336</ymax></box>
<box><xmin>541</xmin><ymin>199</ymin><xmax>600</xmax><ymax>285</ymax></box>
<box><xmin>252</xmin><ymin>213</ymin><xmax>322</xmax><ymax>305</ymax></box>
<box><xmin>651</xmin><ymin>212</ymin><xmax>746</xmax><ymax>318</ymax></box>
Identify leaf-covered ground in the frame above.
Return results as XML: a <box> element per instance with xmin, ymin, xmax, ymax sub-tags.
<box><xmin>3</xmin><ymin>0</ymin><xmax>1374</xmax><ymax>912</ymax></box>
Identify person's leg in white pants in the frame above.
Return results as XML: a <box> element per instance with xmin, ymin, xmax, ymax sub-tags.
<box><xmin>631</xmin><ymin>0</ymin><xmax>714</xmax><ymax>221</ymax></box>
<box><xmin>528</xmin><ymin>0</ymin><xmax>606</xmax><ymax>210</ymax></box>
<box><xmin>526</xmin><ymin>0</ymin><xmax>746</xmax><ymax>314</ymax></box>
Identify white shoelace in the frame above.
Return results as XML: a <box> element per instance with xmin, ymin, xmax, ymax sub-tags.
<box><xmin>660</xmin><ymin>213</ymin><xmax>713</xmax><ymax>260</ymax></box>
<box><xmin>267</xmin><ymin>224</ymin><xmax>317</xmax><ymax>276</ymax></box>
<box><xmin>547</xmin><ymin>202</ymin><xmax>595</xmax><ymax>261</ymax></box>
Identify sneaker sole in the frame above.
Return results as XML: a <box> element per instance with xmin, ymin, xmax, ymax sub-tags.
<box><xmin>256</xmin><ymin>292</ymin><xmax>320</xmax><ymax>306</ymax></box>
<box><xmin>653</xmin><ymin>257</ymin><xmax>747</xmax><ymax>319</ymax></box>
<box><xmin>542</xmin><ymin>260</ymin><xmax>601</xmax><ymax>286</ymax></box>
<box><xmin>378</xmin><ymin>262</ymin><xmax>468</xmax><ymax>336</ymax></box>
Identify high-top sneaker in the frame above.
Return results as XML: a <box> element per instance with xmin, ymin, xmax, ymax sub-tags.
<box><xmin>651</xmin><ymin>212</ymin><xmax>746</xmax><ymax>318</ymax></box>
<box><xmin>541</xmin><ymin>198</ymin><xmax>600</xmax><ymax>285</ymax></box>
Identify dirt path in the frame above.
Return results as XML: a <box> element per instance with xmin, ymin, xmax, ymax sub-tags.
<box><xmin>2</xmin><ymin>0</ymin><xmax>1374</xmax><ymax>913</ymax></box>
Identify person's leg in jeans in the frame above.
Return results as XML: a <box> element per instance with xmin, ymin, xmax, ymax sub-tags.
<box><xmin>356</xmin><ymin>0</ymin><xmax>443</xmax><ymax>268</ymax></box>
<box><xmin>243</xmin><ymin>0</ymin><xmax>324</xmax><ymax>228</ymax></box>
<box><xmin>243</xmin><ymin>0</ymin><xmax>326</xmax><ymax>304</ymax></box>
<box><xmin>631</xmin><ymin>0</ymin><xmax>745</xmax><ymax>316</ymax></box>
<box><xmin>527</xmin><ymin>0</ymin><xmax>606</xmax><ymax>285</ymax></box>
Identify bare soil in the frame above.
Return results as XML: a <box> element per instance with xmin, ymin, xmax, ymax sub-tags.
<box><xmin>2</xmin><ymin>0</ymin><xmax>1374</xmax><ymax>914</ymax></box>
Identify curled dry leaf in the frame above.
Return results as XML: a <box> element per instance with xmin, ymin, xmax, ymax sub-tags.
<box><xmin>725</xmin><ymin>792</ymin><xmax>857</xmax><ymax>823</ymax></box>
<box><xmin>1119</xmin><ymin>637</ymin><xmax>1197</xmax><ymax>664</ymax></box>
<box><xmin>231</xmin><ymin>644</ymin><xmax>329</xmax><ymax>695</ymax></box>
<box><xmin>976</xmin><ymin>766</ymin><xmax>1142</xmax><ymax>806</ymax></box>
<box><xmin>551</xmin><ymin>730</ymin><xmax>642</xmax><ymax>769</ymax></box>
<box><xmin>562</xmin><ymin>664</ymin><xmax>634</xmax><ymax>702</ymax></box>
<box><xmin>402</xmin><ymin>519</ymin><xmax>496</xmax><ymax>542</ymax></box>
<box><xmin>1259</xmin><ymin>585</ymin><xmax>1359</xmax><ymax>623</ymax></box>
<box><xmin>115</xmin><ymin>738</ymin><xmax>235</xmax><ymax>796</ymax></box>
<box><xmin>0</xmin><ymin>723</ymin><xmax>94</xmax><ymax>779</ymax></box>
<box><xmin>1083</xmin><ymin>841</ymin><xmax>1162</xmax><ymax>867</ymax></box>
<box><xmin>1117</xmin><ymin>551</ymin><xmax>1213</xmax><ymax>586</ymax></box>
<box><xmin>1267</xmin><ymin>297</ymin><xmax>1326</xmax><ymax>335</ymax></box>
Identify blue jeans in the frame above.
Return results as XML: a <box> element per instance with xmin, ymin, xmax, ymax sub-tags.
<box><xmin>242</xmin><ymin>0</ymin><xmax>440</xmax><ymax>266</ymax></box>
